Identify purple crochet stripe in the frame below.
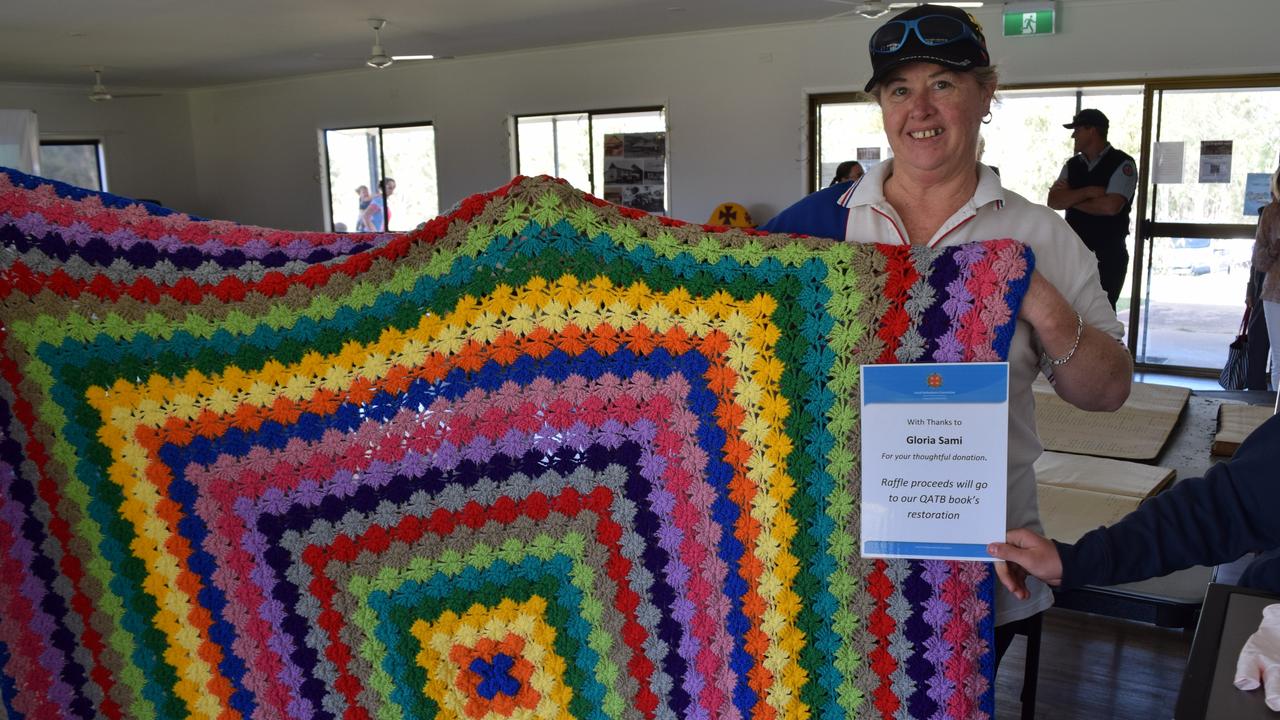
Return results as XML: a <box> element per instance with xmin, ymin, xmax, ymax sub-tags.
<box><xmin>933</xmin><ymin>244</ymin><xmax>985</xmax><ymax>363</ymax></box>
<box><xmin>915</xmin><ymin>249</ymin><xmax>965</xmax><ymax>361</ymax></box>
<box><xmin>918</xmin><ymin>560</ymin><xmax>956</xmax><ymax>713</ymax></box>
<box><xmin>183</xmin><ymin>375</ymin><xmax>722</xmax><ymax>719</ymax></box>
<box><xmin>4</xmin><ymin>209</ymin><xmax>382</xmax><ymax>261</ymax></box>
<box><xmin>901</xmin><ymin>562</ymin><xmax>938</xmax><ymax>719</ymax></box>
<box><xmin>0</xmin><ymin>459</ymin><xmax>79</xmax><ymax>718</ymax></box>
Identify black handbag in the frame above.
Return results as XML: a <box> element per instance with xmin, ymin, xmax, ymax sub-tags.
<box><xmin>1218</xmin><ymin>307</ymin><xmax>1251</xmax><ymax>391</ymax></box>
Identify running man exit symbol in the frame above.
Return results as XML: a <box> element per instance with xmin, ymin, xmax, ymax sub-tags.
<box><xmin>1003</xmin><ymin>7</ymin><xmax>1055</xmax><ymax>36</ymax></box>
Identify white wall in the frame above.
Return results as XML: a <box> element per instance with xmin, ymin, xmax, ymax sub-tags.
<box><xmin>11</xmin><ymin>0</ymin><xmax>1280</xmax><ymax>229</ymax></box>
<box><xmin>0</xmin><ymin>84</ymin><xmax>199</xmax><ymax>213</ymax></box>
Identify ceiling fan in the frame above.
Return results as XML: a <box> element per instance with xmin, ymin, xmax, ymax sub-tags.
<box><xmin>87</xmin><ymin>67</ymin><xmax>160</xmax><ymax>102</ymax></box>
<box><xmin>364</xmin><ymin>18</ymin><xmax>442</xmax><ymax>69</ymax></box>
<box><xmin>825</xmin><ymin>0</ymin><xmax>984</xmax><ymax>20</ymax></box>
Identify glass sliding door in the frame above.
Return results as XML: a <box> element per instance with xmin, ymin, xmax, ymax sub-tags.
<box><xmin>1133</xmin><ymin>83</ymin><xmax>1280</xmax><ymax>373</ymax></box>
<box><xmin>984</xmin><ymin>86</ymin><xmax>1143</xmax><ymax>319</ymax></box>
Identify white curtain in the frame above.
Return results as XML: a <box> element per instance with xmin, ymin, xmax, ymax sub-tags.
<box><xmin>0</xmin><ymin>110</ymin><xmax>40</xmax><ymax>174</ymax></box>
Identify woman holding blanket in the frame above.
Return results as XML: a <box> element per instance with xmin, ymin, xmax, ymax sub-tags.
<box><xmin>762</xmin><ymin>4</ymin><xmax>1133</xmax><ymax>659</ymax></box>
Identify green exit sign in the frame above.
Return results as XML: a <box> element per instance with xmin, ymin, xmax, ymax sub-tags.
<box><xmin>1003</xmin><ymin>8</ymin><xmax>1055</xmax><ymax>36</ymax></box>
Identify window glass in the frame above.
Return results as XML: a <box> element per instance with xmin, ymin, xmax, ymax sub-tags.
<box><xmin>323</xmin><ymin>123</ymin><xmax>437</xmax><ymax>232</ymax></box>
<box><xmin>1150</xmin><ymin>88</ymin><xmax>1280</xmax><ymax>224</ymax></box>
<box><xmin>515</xmin><ymin>108</ymin><xmax>666</xmax><ymax>206</ymax></box>
<box><xmin>381</xmin><ymin>125</ymin><xmax>439</xmax><ymax>230</ymax></box>
<box><xmin>515</xmin><ymin>113</ymin><xmax>590</xmax><ymax>191</ymax></box>
<box><xmin>814</xmin><ymin>101</ymin><xmax>887</xmax><ymax>189</ymax></box>
<box><xmin>39</xmin><ymin>141</ymin><xmax>104</xmax><ymax>190</ymax></box>
<box><xmin>1134</xmin><ymin>236</ymin><xmax>1251</xmax><ymax>368</ymax></box>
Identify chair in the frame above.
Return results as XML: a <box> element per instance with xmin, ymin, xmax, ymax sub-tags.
<box><xmin>1013</xmin><ymin>612</ymin><xmax>1042</xmax><ymax>720</ymax></box>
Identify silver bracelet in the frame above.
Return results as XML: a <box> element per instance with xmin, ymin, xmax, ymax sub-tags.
<box><xmin>1042</xmin><ymin>312</ymin><xmax>1084</xmax><ymax>367</ymax></box>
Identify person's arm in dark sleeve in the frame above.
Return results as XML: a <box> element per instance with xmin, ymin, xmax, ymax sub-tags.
<box><xmin>1058</xmin><ymin>414</ymin><xmax>1280</xmax><ymax>589</ymax></box>
<box><xmin>758</xmin><ymin>182</ymin><xmax>852</xmax><ymax>240</ymax></box>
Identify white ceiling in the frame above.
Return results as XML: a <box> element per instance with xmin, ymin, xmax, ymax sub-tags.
<box><xmin>0</xmin><ymin>0</ymin><xmax>895</xmax><ymax>92</ymax></box>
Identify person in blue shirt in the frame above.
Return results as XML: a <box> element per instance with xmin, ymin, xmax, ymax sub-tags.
<box><xmin>988</xmin><ymin>413</ymin><xmax>1280</xmax><ymax>597</ymax></box>
<box><xmin>361</xmin><ymin>177</ymin><xmax>396</xmax><ymax>232</ymax></box>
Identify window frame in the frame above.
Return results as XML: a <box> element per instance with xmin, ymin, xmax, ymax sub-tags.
<box><xmin>38</xmin><ymin>138</ymin><xmax>107</xmax><ymax>191</ymax></box>
<box><xmin>512</xmin><ymin>105</ymin><xmax>666</xmax><ymax>197</ymax></box>
<box><xmin>320</xmin><ymin>120</ymin><xmax>437</xmax><ymax>232</ymax></box>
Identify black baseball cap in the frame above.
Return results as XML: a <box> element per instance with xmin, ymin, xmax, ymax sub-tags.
<box><xmin>1063</xmin><ymin>108</ymin><xmax>1109</xmax><ymax>130</ymax></box>
<box><xmin>864</xmin><ymin>4</ymin><xmax>990</xmax><ymax>93</ymax></box>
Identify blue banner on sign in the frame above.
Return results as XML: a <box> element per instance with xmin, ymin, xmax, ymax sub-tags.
<box><xmin>862</xmin><ymin>362</ymin><xmax>1008</xmax><ymax>405</ymax></box>
<box><xmin>861</xmin><ymin>541</ymin><xmax>991</xmax><ymax>558</ymax></box>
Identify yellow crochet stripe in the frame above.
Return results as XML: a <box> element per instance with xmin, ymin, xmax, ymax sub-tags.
<box><xmin>410</xmin><ymin>597</ymin><xmax>571</xmax><ymax>720</ymax></box>
<box><xmin>85</xmin><ymin>273</ymin><xmax>804</xmax><ymax>719</ymax></box>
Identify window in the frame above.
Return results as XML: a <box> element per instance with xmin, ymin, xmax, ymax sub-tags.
<box><xmin>810</xmin><ymin>94</ymin><xmax>890</xmax><ymax>191</ymax></box>
<box><xmin>323</xmin><ymin>123</ymin><xmax>438</xmax><ymax>232</ymax></box>
<box><xmin>38</xmin><ymin>140</ymin><xmax>105</xmax><ymax>191</ymax></box>
<box><xmin>515</xmin><ymin>107</ymin><xmax>667</xmax><ymax>210</ymax></box>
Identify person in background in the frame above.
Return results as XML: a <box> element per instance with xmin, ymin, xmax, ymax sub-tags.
<box><xmin>829</xmin><ymin>160</ymin><xmax>865</xmax><ymax>187</ymax></box>
<box><xmin>760</xmin><ymin>3</ymin><xmax>1133</xmax><ymax>661</ymax></box>
<box><xmin>1047</xmin><ymin>109</ymin><xmax>1138</xmax><ymax>309</ymax></box>
<box><xmin>976</xmin><ymin>134</ymin><xmax>999</xmax><ymax>176</ymax></box>
<box><xmin>361</xmin><ymin>178</ymin><xmax>396</xmax><ymax>232</ymax></box>
<box><xmin>988</xmin><ymin>413</ymin><xmax>1280</xmax><ymax>710</ymax></box>
<box><xmin>1250</xmin><ymin>166</ymin><xmax>1280</xmax><ymax>390</ymax></box>
<box><xmin>355</xmin><ymin>185</ymin><xmax>372</xmax><ymax>231</ymax></box>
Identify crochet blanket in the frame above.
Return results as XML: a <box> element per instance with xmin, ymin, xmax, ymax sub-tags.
<box><xmin>0</xmin><ymin>168</ymin><xmax>1033</xmax><ymax>720</ymax></box>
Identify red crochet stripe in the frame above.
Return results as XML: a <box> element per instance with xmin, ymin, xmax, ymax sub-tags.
<box><xmin>866</xmin><ymin>559</ymin><xmax>900</xmax><ymax>718</ymax></box>
<box><xmin>944</xmin><ymin>562</ymin><xmax>990</xmax><ymax>719</ymax></box>
<box><xmin>875</xmin><ymin>246</ymin><xmax>918</xmax><ymax>364</ymax></box>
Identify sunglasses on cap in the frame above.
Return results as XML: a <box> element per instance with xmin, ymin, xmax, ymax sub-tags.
<box><xmin>869</xmin><ymin>14</ymin><xmax>985</xmax><ymax>55</ymax></box>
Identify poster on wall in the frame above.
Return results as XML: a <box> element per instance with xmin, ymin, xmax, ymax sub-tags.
<box><xmin>1245</xmin><ymin>173</ymin><xmax>1272</xmax><ymax>216</ymax></box>
<box><xmin>1151</xmin><ymin>141</ymin><xmax>1184</xmax><ymax>184</ymax></box>
<box><xmin>603</xmin><ymin>132</ymin><xmax>666</xmax><ymax>213</ymax></box>
<box><xmin>1199</xmin><ymin>140</ymin><xmax>1233</xmax><ymax>183</ymax></box>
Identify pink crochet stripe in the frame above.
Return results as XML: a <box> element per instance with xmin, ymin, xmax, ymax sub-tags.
<box><xmin>941</xmin><ymin>561</ymin><xmax>988</xmax><ymax>720</ymax></box>
<box><xmin>0</xmin><ymin>172</ymin><xmax>386</xmax><ymax>255</ymax></box>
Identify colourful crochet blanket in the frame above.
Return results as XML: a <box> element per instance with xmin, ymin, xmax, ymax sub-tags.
<box><xmin>0</xmin><ymin>168</ymin><xmax>1032</xmax><ymax>720</ymax></box>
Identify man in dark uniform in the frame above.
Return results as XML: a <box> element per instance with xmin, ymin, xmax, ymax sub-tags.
<box><xmin>1047</xmin><ymin>109</ymin><xmax>1138</xmax><ymax>309</ymax></box>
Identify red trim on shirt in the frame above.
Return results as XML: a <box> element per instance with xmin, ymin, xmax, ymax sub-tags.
<box><xmin>871</xmin><ymin>207</ymin><xmax>909</xmax><ymax>245</ymax></box>
<box><xmin>929</xmin><ymin>214</ymin><xmax>975</xmax><ymax>248</ymax></box>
